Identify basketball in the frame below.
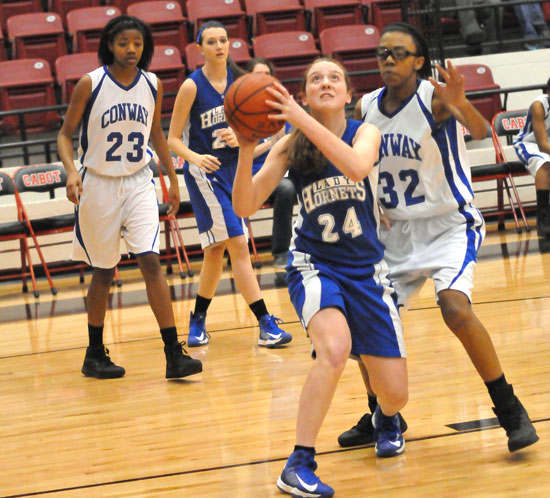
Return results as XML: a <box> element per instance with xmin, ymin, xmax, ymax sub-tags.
<box><xmin>224</xmin><ymin>73</ymin><xmax>285</xmax><ymax>141</ymax></box>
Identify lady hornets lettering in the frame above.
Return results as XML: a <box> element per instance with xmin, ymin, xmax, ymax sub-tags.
<box><xmin>302</xmin><ymin>175</ymin><xmax>366</xmax><ymax>214</ymax></box>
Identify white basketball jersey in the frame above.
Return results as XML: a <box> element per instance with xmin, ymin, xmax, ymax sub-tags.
<box><xmin>515</xmin><ymin>94</ymin><xmax>550</xmax><ymax>145</ymax></box>
<box><xmin>79</xmin><ymin>66</ymin><xmax>157</xmax><ymax>176</ymax></box>
<box><xmin>361</xmin><ymin>80</ymin><xmax>474</xmax><ymax>220</ymax></box>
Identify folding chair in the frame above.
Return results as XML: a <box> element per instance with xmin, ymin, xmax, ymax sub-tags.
<box><xmin>319</xmin><ymin>24</ymin><xmax>382</xmax><ymax>96</ymax></box>
<box><xmin>362</xmin><ymin>0</ymin><xmax>402</xmax><ymax>29</ymax></box>
<box><xmin>304</xmin><ymin>0</ymin><xmax>363</xmax><ymax>37</ymax></box>
<box><xmin>253</xmin><ymin>31</ymin><xmax>320</xmax><ymax>97</ymax></box>
<box><xmin>245</xmin><ymin>0</ymin><xmax>307</xmax><ymax>36</ymax></box>
<box><xmin>12</xmin><ymin>164</ymin><xmax>86</xmax><ymax>289</ymax></box>
<box><xmin>127</xmin><ymin>1</ymin><xmax>189</xmax><ymax>53</ymax></box>
<box><xmin>187</xmin><ymin>0</ymin><xmax>248</xmax><ymax>42</ymax></box>
<box><xmin>0</xmin><ymin>58</ymin><xmax>61</xmax><ymax>135</ymax></box>
<box><xmin>456</xmin><ymin>63</ymin><xmax>503</xmax><ymax>124</ymax></box>
<box><xmin>48</xmin><ymin>0</ymin><xmax>102</xmax><ymax>27</ymax></box>
<box><xmin>149</xmin><ymin>45</ymin><xmax>185</xmax><ymax>118</ymax></box>
<box><xmin>7</xmin><ymin>12</ymin><xmax>67</xmax><ymax>74</ymax></box>
<box><xmin>489</xmin><ymin>109</ymin><xmax>531</xmax><ymax>232</ymax></box>
<box><xmin>0</xmin><ymin>0</ymin><xmax>43</xmax><ymax>31</ymax></box>
<box><xmin>0</xmin><ymin>171</ymin><xmax>45</xmax><ymax>297</ymax></box>
<box><xmin>148</xmin><ymin>159</ymin><xmax>194</xmax><ymax>277</ymax></box>
<box><xmin>67</xmin><ymin>6</ymin><xmax>121</xmax><ymax>53</ymax></box>
<box><xmin>55</xmin><ymin>52</ymin><xmax>98</xmax><ymax>104</ymax></box>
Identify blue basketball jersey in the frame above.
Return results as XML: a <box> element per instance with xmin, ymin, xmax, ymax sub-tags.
<box><xmin>361</xmin><ymin>79</ymin><xmax>474</xmax><ymax>220</ymax></box>
<box><xmin>185</xmin><ymin>67</ymin><xmax>237</xmax><ymax>171</ymax></box>
<box><xmin>288</xmin><ymin>119</ymin><xmax>384</xmax><ymax>266</ymax></box>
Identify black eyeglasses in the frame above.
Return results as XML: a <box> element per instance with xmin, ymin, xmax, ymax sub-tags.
<box><xmin>375</xmin><ymin>47</ymin><xmax>420</xmax><ymax>61</ymax></box>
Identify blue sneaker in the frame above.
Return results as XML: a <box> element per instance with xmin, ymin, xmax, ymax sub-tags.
<box><xmin>277</xmin><ymin>449</ymin><xmax>334</xmax><ymax>498</ymax></box>
<box><xmin>372</xmin><ymin>405</ymin><xmax>405</xmax><ymax>458</ymax></box>
<box><xmin>187</xmin><ymin>311</ymin><xmax>209</xmax><ymax>347</ymax></box>
<box><xmin>258</xmin><ymin>314</ymin><xmax>292</xmax><ymax>348</ymax></box>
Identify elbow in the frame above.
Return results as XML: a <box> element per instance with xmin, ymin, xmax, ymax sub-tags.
<box><xmin>471</xmin><ymin>123</ymin><xmax>491</xmax><ymax>141</ymax></box>
<box><xmin>233</xmin><ymin>203</ymin><xmax>250</xmax><ymax>218</ymax></box>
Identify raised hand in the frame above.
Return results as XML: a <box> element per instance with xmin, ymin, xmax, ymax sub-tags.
<box><xmin>265</xmin><ymin>82</ymin><xmax>308</xmax><ymax>128</ymax></box>
<box><xmin>429</xmin><ymin>61</ymin><xmax>467</xmax><ymax>109</ymax></box>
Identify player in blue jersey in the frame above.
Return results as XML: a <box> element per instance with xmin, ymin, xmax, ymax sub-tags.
<box><xmin>168</xmin><ymin>22</ymin><xmax>291</xmax><ymax>349</ymax></box>
<box><xmin>233</xmin><ymin>57</ymin><xmax>408</xmax><ymax>498</ymax></box>
<box><xmin>57</xmin><ymin>15</ymin><xmax>202</xmax><ymax>380</ymax></box>
<box><xmin>513</xmin><ymin>78</ymin><xmax>550</xmax><ymax>237</ymax></box>
<box><xmin>337</xmin><ymin>21</ymin><xmax>538</xmax><ymax>453</ymax></box>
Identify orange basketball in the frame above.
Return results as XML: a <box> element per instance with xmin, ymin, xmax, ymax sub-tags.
<box><xmin>224</xmin><ymin>73</ymin><xmax>285</xmax><ymax>141</ymax></box>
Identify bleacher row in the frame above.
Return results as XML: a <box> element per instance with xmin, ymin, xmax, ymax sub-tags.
<box><xmin>0</xmin><ymin>0</ymin><xmax>408</xmax><ymax>134</ymax></box>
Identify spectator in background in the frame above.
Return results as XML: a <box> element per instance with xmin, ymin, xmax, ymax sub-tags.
<box><xmin>443</xmin><ymin>0</ymin><xmax>503</xmax><ymax>54</ymax></box>
<box><xmin>513</xmin><ymin>77</ymin><xmax>550</xmax><ymax>237</ymax></box>
<box><xmin>246</xmin><ymin>58</ymin><xmax>297</xmax><ymax>269</ymax></box>
<box><xmin>504</xmin><ymin>1</ymin><xmax>550</xmax><ymax>50</ymax></box>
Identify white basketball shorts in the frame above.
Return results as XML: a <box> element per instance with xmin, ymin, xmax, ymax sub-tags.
<box><xmin>380</xmin><ymin>204</ymin><xmax>485</xmax><ymax>308</ymax></box>
<box><xmin>514</xmin><ymin>141</ymin><xmax>550</xmax><ymax>177</ymax></box>
<box><xmin>71</xmin><ymin>165</ymin><xmax>160</xmax><ymax>269</ymax></box>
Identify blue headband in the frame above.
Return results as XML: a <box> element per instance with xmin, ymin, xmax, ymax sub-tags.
<box><xmin>196</xmin><ymin>25</ymin><xmax>206</xmax><ymax>44</ymax></box>
<box><xmin>196</xmin><ymin>22</ymin><xmax>226</xmax><ymax>44</ymax></box>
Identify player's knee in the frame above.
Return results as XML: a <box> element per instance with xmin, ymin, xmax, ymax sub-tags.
<box><xmin>93</xmin><ymin>267</ymin><xmax>116</xmax><ymax>286</ymax></box>
<box><xmin>318</xmin><ymin>341</ymin><xmax>351</xmax><ymax>372</ymax></box>
<box><xmin>441</xmin><ymin>301</ymin><xmax>472</xmax><ymax>333</ymax></box>
<box><xmin>138</xmin><ymin>253</ymin><xmax>162</xmax><ymax>278</ymax></box>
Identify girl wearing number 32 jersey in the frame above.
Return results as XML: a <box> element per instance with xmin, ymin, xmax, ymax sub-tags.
<box><xmin>339</xmin><ymin>21</ymin><xmax>538</xmax><ymax>455</ymax></box>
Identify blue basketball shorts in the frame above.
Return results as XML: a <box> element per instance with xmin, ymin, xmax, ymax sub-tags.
<box><xmin>183</xmin><ymin>163</ymin><xmax>247</xmax><ymax>248</ymax></box>
<box><xmin>286</xmin><ymin>251</ymin><xmax>406</xmax><ymax>358</ymax></box>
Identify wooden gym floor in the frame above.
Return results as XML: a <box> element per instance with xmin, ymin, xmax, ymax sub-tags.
<box><xmin>0</xmin><ymin>223</ymin><xmax>548</xmax><ymax>497</ymax></box>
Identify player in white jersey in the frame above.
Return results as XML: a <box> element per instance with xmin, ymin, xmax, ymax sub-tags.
<box><xmin>513</xmin><ymin>79</ymin><xmax>550</xmax><ymax>237</ymax></box>
<box><xmin>337</xmin><ymin>22</ymin><xmax>538</xmax><ymax>453</ymax></box>
<box><xmin>233</xmin><ymin>58</ymin><xmax>408</xmax><ymax>498</ymax></box>
<box><xmin>168</xmin><ymin>21</ymin><xmax>291</xmax><ymax>349</ymax></box>
<box><xmin>58</xmin><ymin>15</ymin><xmax>202</xmax><ymax>380</ymax></box>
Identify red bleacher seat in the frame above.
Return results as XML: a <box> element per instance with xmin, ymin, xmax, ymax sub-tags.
<box><xmin>0</xmin><ymin>58</ymin><xmax>61</xmax><ymax>134</ymax></box>
<box><xmin>185</xmin><ymin>38</ymin><xmax>251</xmax><ymax>71</ymax></box>
<box><xmin>55</xmin><ymin>52</ymin><xmax>98</xmax><ymax>103</ymax></box>
<box><xmin>253</xmin><ymin>31</ymin><xmax>320</xmax><ymax>97</ymax></box>
<box><xmin>319</xmin><ymin>24</ymin><xmax>382</xmax><ymax>96</ymax></box>
<box><xmin>362</xmin><ymin>0</ymin><xmax>401</xmax><ymax>29</ymax></box>
<box><xmin>67</xmin><ymin>6</ymin><xmax>121</xmax><ymax>53</ymax></box>
<box><xmin>303</xmin><ymin>0</ymin><xmax>364</xmax><ymax>36</ymax></box>
<box><xmin>187</xmin><ymin>0</ymin><xmax>248</xmax><ymax>43</ymax></box>
<box><xmin>149</xmin><ymin>45</ymin><xmax>186</xmax><ymax>118</ymax></box>
<box><xmin>0</xmin><ymin>0</ymin><xmax>43</xmax><ymax>31</ymax></box>
<box><xmin>127</xmin><ymin>1</ymin><xmax>189</xmax><ymax>53</ymax></box>
<box><xmin>47</xmin><ymin>0</ymin><xmax>102</xmax><ymax>27</ymax></box>
<box><xmin>7</xmin><ymin>13</ymin><xmax>67</xmax><ymax>74</ymax></box>
<box><xmin>456</xmin><ymin>63</ymin><xmax>503</xmax><ymax>124</ymax></box>
<box><xmin>245</xmin><ymin>0</ymin><xmax>307</xmax><ymax>36</ymax></box>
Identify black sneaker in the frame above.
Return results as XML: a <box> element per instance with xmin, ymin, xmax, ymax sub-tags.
<box><xmin>338</xmin><ymin>411</ymin><xmax>408</xmax><ymax>447</ymax></box>
<box><xmin>81</xmin><ymin>346</ymin><xmax>125</xmax><ymax>379</ymax></box>
<box><xmin>493</xmin><ymin>397</ymin><xmax>539</xmax><ymax>452</ymax></box>
<box><xmin>165</xmin><ymin>342</ymin><xmax>203</xmax><ymax>378</ymax></box>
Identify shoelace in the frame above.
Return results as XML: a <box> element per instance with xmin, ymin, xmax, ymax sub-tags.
<box><xmin>353</xmin><ymin>413</ymin><xmax>372</xmax><ymax>431</ymax></box>
<box><xmin>265</xmin><ymin>315</ymin><xmax>284</xmax><ymax>330</ymax></box>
